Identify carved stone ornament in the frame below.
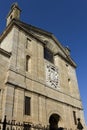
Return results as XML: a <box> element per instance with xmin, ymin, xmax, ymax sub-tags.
<box><xmin>45</xmin><ymin>64</ymin><xmax>58</xmax><ymax>88</ymax></box>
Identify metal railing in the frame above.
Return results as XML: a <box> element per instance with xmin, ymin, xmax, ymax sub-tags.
<box><xmin>0</xmin><ymin>115</ymin><xmax>49</xmax><ymax>130</ymax></box>
<box><xmin>0</xmin><ymin>116</ymin><xmax>66</xmax><ymax>130</ymax></box>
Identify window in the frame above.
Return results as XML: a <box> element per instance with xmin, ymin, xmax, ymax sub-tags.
<box><xmin>25</xmin><ymin>96</ymin><xmax>31</xmax><ymax>115</ymax></box>
<box><xmin>26</xmin><ymin>55</ymin><xmax>31</xmax><ymax>72</ymax></box>
<box><xmin>68</xmin><ymin>78</ymin><xmax>70</xmax><ymax>82</ymax></box>
<box><xmin>66</xmin><ymin>64</ymin><xmax>68</xmax><ymax>67</ymax></box>
<box><xmin>73</xmin><ymin>111</ymin><xmax>77</xmax><ymax>125</ymax></box>
<box><xmin>44</xmin><ymin>48</ymin><xmax>54</xmax><ymax>63</ymax></box>
<box><xmin>10</xmin><ymin>15</ymin><xmax>13</xmax><ymax>20</ymax></box>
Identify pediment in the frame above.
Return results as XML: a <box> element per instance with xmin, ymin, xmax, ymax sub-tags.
<box><xmin>27</xmin><ymin>28</ymin><xmax>76</xmax><ymax>68</ymax></box>
<box><xmin>0</xmin><ymin>19</ymin><xmax>76</xmax><ymax>67</ymax></box>
<box><xmin>30</xmin><ymin>30</ymin><xmax>67</xmax><ymax>58</ymax></box>
<box><xmin>10</xmin><ymin>19</ymin><xmax>67</xmax><ymax>58</ymax></box>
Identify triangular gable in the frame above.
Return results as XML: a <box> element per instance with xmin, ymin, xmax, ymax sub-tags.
<box><xmin>0</xmin><ymin>18</ymin><xmax>76</xmax><ymax>67</ymax></box>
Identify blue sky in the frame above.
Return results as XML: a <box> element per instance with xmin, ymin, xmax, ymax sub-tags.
<box><xmin>0</xmin><ymin>0</ymin><xmax>87</xmax><ymax>125</ymax></box>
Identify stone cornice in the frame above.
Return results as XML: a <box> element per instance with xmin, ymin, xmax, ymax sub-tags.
<box><xmin>6</xmin><ymin>80</ymin><xmax>83</xmax><ymax>110</ymax></box>
<box><xmin>54</xmin><ymin>51</ymin><xmax>77</xmax><ymax>68</ymax></box>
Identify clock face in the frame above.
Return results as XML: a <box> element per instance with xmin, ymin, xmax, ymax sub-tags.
<box><xmin>45</xmin><ymin>64</ymin><xmax>58</xmax><ymax>88</ymax></box>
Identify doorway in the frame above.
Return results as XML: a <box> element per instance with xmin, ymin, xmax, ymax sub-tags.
<box><xmin>24</xmin><ymin>124</ymin><xmax>31</xmax><ymax>130</ymax></box>
<box><xmin>49</xmin><ymin>114</ymin><xmax>60</xmax><ymax>130</ymax></box>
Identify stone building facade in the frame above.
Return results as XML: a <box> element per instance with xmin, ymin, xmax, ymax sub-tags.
<box><xmin>0</xmin><ymin>3</ymin><xmax>86</xmax><ymax>130</ymax></box>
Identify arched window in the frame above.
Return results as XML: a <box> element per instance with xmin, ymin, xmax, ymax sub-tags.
<box><xmin>7</xmin><ymin>127</ymin><xmax>10</xmax><ymax>130</ymax></box>
<box><xmin>26</xmin><ymin>55</ymin><xmax>31</xmax><ymax>72</ymax></box>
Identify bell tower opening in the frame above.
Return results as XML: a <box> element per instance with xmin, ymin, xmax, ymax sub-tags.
<box><xmin>49</xmin><ymin>114</ymin><xmax>60</xmax><ymax>130</ymax></box>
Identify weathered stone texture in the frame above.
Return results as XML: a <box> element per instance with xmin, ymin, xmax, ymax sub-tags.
<box><xmin>0</xmin><ymin>6</ymin><xmax>86</xmax><ymax>129</ymax></box>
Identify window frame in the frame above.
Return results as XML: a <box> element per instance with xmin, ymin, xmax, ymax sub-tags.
<box><xmin>24</xmin><ymin>96</ymin><xmax>31</xmax><ymax>116</ymax></box>
<box><xmin>73</xmin><ymin>111</ymin><xmax>77</xmax><ymax>125</ymax></box>
<box><xmin>44</xmin><ymin>47</ymin><xmax>54</xmax><ymax>63</ymax></box>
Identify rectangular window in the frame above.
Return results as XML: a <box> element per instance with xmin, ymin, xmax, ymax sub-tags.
<box><xmin>73</xmin><ymin>111</ymin><xmax>77</xmax><ymax>125</ymax></box>
<box><xmin>44</xmin><ymin>48</ymin><xmax>54</xmax><ymax>63</ymax></box>
<box><xmin>25</xmin><ymin>96</ymin><xmax>31</xmax><ymax>115</ymax></box>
